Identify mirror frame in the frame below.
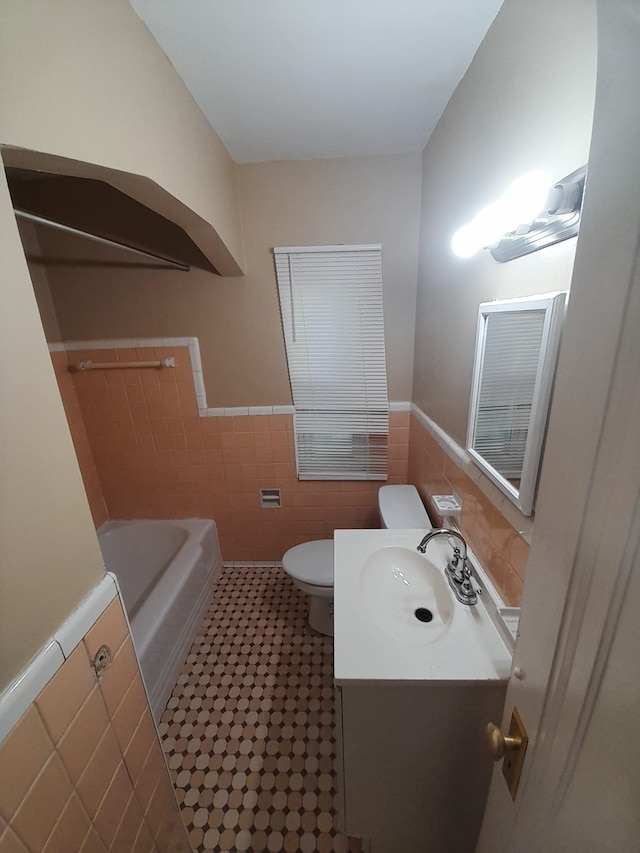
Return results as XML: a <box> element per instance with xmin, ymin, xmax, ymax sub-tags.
<box><xmin>466</xmin><ymin>291</ymin><xmax>567</xmax><ymax>516</ymax></box>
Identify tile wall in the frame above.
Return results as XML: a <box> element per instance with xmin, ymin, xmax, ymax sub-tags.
<box><xmin>51</xmin><ymin>351</ymin><xmax>108</xmax><ymax>528</ymax></box>
<box><xmin>407</xmin><ymin>414</ymin><xmax>528</xmax><ymax>606</ymax></box>
<box><xmin>52</xmin><ymin>345</ymin><xmax>409</xmax><ymax>562</ymax></box>
<box><xmin>0</xmin><ymin>597</ymin><xmax>188</xmax><ymax>853</ymax></box>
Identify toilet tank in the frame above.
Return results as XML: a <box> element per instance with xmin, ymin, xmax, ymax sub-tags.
<box><xmin>378</xmin><ymin>485</ymin><xmax>432</xmax><ymax>530</ymax></box>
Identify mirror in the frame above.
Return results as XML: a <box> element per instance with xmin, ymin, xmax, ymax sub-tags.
<box><xmin>467</xmin><ymin>292</ymin><xmax>566</xmax><ymax>515</ymax></box>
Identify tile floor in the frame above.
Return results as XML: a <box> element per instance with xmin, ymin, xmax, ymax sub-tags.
<box><xmin>158</xmin><ymin>565</ymin><xmax>361</xmax><ymax>853</ymax></box>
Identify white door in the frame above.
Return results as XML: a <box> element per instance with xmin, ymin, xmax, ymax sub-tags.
<box><xmin>477</xmin><ymin>2</ymin><xmax>640</xmax><ymax>850</ymax></box>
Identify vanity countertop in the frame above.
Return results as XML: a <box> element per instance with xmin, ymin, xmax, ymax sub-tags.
<box><xmin>334</xmin><ymin>529</ymin><xmax>512</xmax><ymax>686</ymax></box>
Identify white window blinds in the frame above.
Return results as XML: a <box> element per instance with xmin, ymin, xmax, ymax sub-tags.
<box><xmin>274</xmin><ymin>244</ymin><xmax>389</xmax><ymax>480</ymax></box>
<box><xmin>474</xmin><ymin>310</ymin><xmax>546</xmax><ymax>477</ymax></box>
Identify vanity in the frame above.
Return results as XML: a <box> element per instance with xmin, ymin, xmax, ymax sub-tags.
<box><xmin>334</xmin><ymin>529</ymin><xmax>512</xmax><ymax>853</ymax></box>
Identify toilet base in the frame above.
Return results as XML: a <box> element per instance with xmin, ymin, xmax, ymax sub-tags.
<box><xmin>308</xmin><ymin>595</ymin><xmax>334</xmax><ymax>636</ymax></box>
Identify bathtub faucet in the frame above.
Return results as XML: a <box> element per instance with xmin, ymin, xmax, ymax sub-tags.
<box><xmin>416</xmin><ymin>529</ymin><xmax>479</xmax><ymax>606</ymax></box>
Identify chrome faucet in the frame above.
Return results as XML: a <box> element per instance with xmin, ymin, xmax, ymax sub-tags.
<box><xmin>416</xmin><ymin>529</ymin><xmax>479</xmax><ymax>605</ymax></box>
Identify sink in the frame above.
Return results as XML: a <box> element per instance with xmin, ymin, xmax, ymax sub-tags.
<box><xmin>360</xmin><ymin>546</ymin><xmax>454</xmax><ymax>645</ymax></box>
<box><xmin>335</xmin><ymin>529</ymin><xmax>512</xmax><ymax>682</ymax></box>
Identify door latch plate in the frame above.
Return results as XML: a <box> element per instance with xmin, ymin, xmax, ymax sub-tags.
<box><xmin>503</xmin><ymin>706</ymin><xmax>528</xmax><ymax>800</ymax></box>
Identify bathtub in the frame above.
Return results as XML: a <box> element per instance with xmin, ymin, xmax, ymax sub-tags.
<box><xmin>98</xmin><ymin>518</ymin><xmax>221</xmax><ymax>720</ymax></box>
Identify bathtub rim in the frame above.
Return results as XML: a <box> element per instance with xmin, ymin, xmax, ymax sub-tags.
<box><xmin>97</xmin><ymin>517</ymin><xmax>221</xmax><ymax>720</ymax></box>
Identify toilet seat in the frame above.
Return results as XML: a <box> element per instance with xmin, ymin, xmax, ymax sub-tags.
<box><xmin>282</xmin><ymin>540</ymin><xmax>333</xmax><ymax>587</ymax></box>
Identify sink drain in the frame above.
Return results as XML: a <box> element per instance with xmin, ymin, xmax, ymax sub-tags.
<box><xmin>414</xmin><ymin>607</ymin><xmax>433</xmax><ymax>623</ymax></box>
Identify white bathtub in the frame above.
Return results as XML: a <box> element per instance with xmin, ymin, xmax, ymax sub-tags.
<box><xmin>98</xmin><ymin>518</ymin><xmax>221</xmax><ymax>720</ymax></box>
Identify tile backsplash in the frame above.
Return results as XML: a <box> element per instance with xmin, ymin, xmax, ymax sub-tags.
<box><xmin>407</xmin><ymin>413</ymin><xmax>528</xmax><ymax>606</ymax></box>
<box><xmin>0</xmin><ymin>597</ymin><xmax>188</xmax><ymax>853</ymax></box>
<box><xmin>51</xmin><ymin>343</ymin><xmax>409</xmax><ymax>562</ymax></box>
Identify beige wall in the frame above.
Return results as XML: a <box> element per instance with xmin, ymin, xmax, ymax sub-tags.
<box><xmin>413</xmin><ymin>0</ymin><xmax>597</xmax><ymax>447</ymax></box>
<box><xmin>18</xmin><ymin>221</ymin><xmax>62</xmax><ymax>342</ymax></box>
<box><xmin>0</xmin><ymin>0</ymin><xmax>252</xmax><ymax>693</ymax></box>
<box><xmin>0</xmin><ymin>0</ymin><xmax>244</xmax><ymax>275</ymax></box>
<box><xmin>235</xmin><ymin>156</ymin><xmax>422</xmax><ymax>403</ymax></box>
<box><xmin>41</xmin><ymin>154</ymin><xmax>422</xmax><ymax>405</ymax></box>
<box><xmin>0</xmin><ymin>168</ymin><xmax>105</xmax><ymax>691</ymax></box>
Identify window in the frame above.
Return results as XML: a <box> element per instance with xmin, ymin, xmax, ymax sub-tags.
<box><xmin>274</xmin><ymin>244</ymin><xmax>389</xmax><ymax>480</ymax></box>
<box><xmin>473</xmin><ymin>310</ymin><xmax>546</xmax><ymax>477</ymax></box>
<box><xmin>467</xmin><ymin>292</ymin><xmax>566</xmax><ymax>515</ymax></box>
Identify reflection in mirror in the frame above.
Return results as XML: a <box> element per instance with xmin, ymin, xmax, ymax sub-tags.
<box><xmin>467</xmin><ymin>292</ymin><xmax>566</xmax><ymax>515</ymax></box>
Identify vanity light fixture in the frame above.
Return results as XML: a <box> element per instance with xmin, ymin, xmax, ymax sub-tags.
<box><xmin>452</xmin><ymin>166</ymin><xmax>587</xmax><ymax>262</ymax></box>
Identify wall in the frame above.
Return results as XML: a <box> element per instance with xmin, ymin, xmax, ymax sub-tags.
<box><xmin>17</xmin><ymin>221</ymin><xmax>62</xmax><ymax>342</ymax></box>
<box><xmin>21</xmin><ymin>219</ymin><xmax>109</xmax><ymax>527</ymax></box>
<box><xmin>0</xmin><ymin>3</ymin><xmax>246</xmax><ymax>839</ymax></box>
<box><xmin>408</xmin><ymin>413</ymin><xmax>527</xmax><ymax>605</ymax></box>
<box><xmin>52</xmin><ymin>342</ymin><xmax>409</xmax><ymax>561</ymax></box>
<box><xmin>0</xmin><ymin>0</ymin><xmax>251</xmax><ymax>693</ymax></box>
<box><xmin>0</xmin><ymin>0</ymin><xmax>244</xmax><ymax>275</ymax></box>
<box><xmin>0</xmin><ymin>596</ymin><xmax>188</xmax><ymax>853</ymax></box>
<box><xmin>233</xmin><ymin>156</ymin><xmax>422</xmax><ymax>404</ymax></box>
<box><xmin>0</xmin><ymin>168</ymin><xmax>105</xmax><ymax>691</ymax></box>
<box><xmin>406</xmin><ymin>0</ymin><xmax>597</xmax><ymax>603</ymax></box>
<box><xmin>40</xmin><ymin>153</ymin><xmax>422</xmax><ymax>406</ymax></box>
<box><xmin>51</xmin><ymin>352</ymin><xmax>108</xmax><ymax>528</ymax></box>
<box><xmin>412</xmin><ymin>0</ymin><xmax>596</xmax><ymax>447</ymax></box>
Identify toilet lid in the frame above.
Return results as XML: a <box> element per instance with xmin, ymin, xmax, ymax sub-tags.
<box><xmin>282</xmin><ymin>539</ymin><xmax>334</xmax><ymax>587</ymax></box>
<box><xmin>378</xmin><ymin>484</ymin><xmax>432</xmax><ymax>530</ymax></box>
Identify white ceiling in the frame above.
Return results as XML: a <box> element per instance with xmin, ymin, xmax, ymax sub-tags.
<box><xmin>130</xmin><ymin>0</ymin><xmax>503</xmax><ymax>164</ymax></box>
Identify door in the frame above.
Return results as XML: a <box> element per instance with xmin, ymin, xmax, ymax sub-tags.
<box><xmin>477</xmin><ymin>2</ymin><xmax>640</xmax><ymax>850</ymax></box>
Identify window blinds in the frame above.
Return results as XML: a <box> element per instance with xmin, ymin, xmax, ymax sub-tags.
<box><xmin>274</xmin><ymin>244</ymin><xmax>389</xmax><ymax>480</ymax></box>
<box><xmin>474</xmin><ymin>310</ymin><xmax>546</xmax><ymax>477</ymax></box>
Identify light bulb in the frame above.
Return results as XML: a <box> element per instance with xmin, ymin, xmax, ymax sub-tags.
<box><xmin>471</xmin><ymin>202</ymin><xmax>513</xmax><ymax>248</ymax></box>
<box><xmin>451</xmin><ymin>170</ymin><xmax>553</xmax><ymax>259</ymax></box>
<box><xmin>501</xmin><ymin>172</ymin><xmax>550</xmax><ymax>227</ymax></box>
<box><xmin>451</xmin><ymin>224</ymin><xmax>481</xmax><ymax>258</ymax></box>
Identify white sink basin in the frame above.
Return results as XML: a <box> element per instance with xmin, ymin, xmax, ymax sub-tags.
<box><xmin>334</xmin><ymin>529</ymin><xmax>512</xmax><ymax>683</ymax></box>
<box><xmin>360</xmin><ymin>546</ymin><xmax>454</xmax><ymax>645</ymax></box>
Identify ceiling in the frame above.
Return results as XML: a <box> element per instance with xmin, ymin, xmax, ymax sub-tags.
<box><xmin>130</xmin><ymin>0</ymin><xmax>503</xmax><ymax>164</ymax></box>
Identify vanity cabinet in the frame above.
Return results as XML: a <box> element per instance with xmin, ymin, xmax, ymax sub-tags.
<box><xmin>335</xmin><ymin>681</ymin><xmax>506</xmax><ymax>853</ymax></box>
<box><xmin>333</xmin><ymin>529</ymin><xmax>512</xmax><ymax>853</ymax></box>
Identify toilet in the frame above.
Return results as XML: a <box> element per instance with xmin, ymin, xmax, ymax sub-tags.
<box><xmin>282</xmin><ymin>485</ymin><xmax>433</xmax><ymax>636</ymax></box>
<box><xmin>377</xmin><ymin>484</ymin><xmax>434</xmax><ymax>532</ymax></box>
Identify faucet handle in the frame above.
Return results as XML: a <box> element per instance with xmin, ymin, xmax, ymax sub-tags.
<box><xmin>469</xmin><ymin>574</ymin><xmax>483</xmax><ymax>596</ymax></box>
<box><xmin>448</xmin><ymin>545</ymin><xmax>465</xmax><ymax>578</ymax></box>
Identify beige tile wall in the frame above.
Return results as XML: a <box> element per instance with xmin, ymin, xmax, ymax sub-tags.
<box><xmin>0</xmin><ymin>598</ymin><xmax>189</xmax><ymax>853</ymax></box>
<box><xmin>52</xmin><ymin>345</ymin><xmax>410</xmax><ymax>561</ymax></box>
<box><xmin>407</xmin><ymin>414</ymin><xmax>528</xmax><ymax>605</ymax></box>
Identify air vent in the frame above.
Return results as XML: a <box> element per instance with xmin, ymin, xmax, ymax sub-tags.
<box><xmin>260</xmin><ymin>488</ymin><xmax>281</xmax><ymax>508</ymax></box>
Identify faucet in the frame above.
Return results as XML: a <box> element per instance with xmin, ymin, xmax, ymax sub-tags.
<box><xmin>417</xmin><ymin>529</ymin><xmax>479</xmax><ymax>606</ymax></box>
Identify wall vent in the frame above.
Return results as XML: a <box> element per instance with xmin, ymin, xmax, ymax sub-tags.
<box><xmin>260</xmin><ymin>488</ymin><xmax>281</xmax><ymax>508</ymax></box>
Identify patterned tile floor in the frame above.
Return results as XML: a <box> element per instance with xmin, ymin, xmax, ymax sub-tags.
<box><xmin>158</xmin><ymin>565</ymin><xmax>361</xmax><ymax>853</ymax></box>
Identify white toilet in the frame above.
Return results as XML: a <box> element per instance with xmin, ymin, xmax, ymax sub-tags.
<box><xmin>377</xmin><ymin>484</ymin><xmax>434</xmax><ymax>532</ymax></box>
<box><xmin>282</xmin><ymin>485</ymin><xmax>433</xmax><ymax>636</ymax></box>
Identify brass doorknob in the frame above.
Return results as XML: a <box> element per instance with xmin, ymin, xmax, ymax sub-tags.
<box><xmin>485</xmin><ymin>722</ymin><xmax>523</xmax><ymax>761</ymax></box>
